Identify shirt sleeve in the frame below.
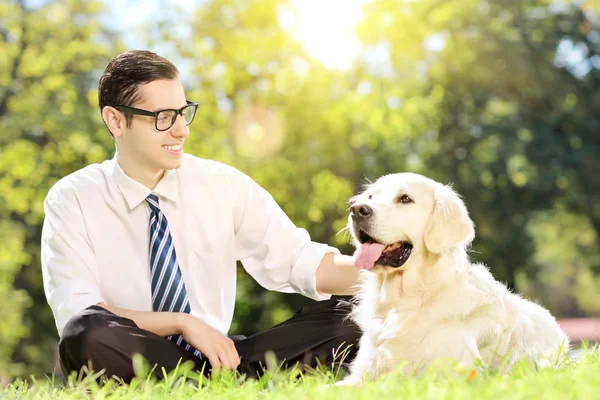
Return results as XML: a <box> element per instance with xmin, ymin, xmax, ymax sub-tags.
<box><xmin>232</xmin><ymin>171</ymin><xmax>338</xmax><ymax>301</ymax></box>
<box><xmin>41</xmin><ymin>185</ymin><xmax>104</xmax><ymax>337</ymax></box>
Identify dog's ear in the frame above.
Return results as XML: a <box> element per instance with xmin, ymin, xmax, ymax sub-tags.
<box><xmin>424</xmin><ymin>184</ymin><xmax>475</xmax><ymax>254</ymax></box>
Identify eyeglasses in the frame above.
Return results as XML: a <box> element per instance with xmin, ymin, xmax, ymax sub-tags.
<box><xmin>115</xmin><ymin>100</ymin><xmax>198</xmax><ymax>131</ymax></box>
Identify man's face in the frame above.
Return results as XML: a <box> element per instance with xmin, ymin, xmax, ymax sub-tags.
<box><xmin>117</xmin><ymin>79</ymin><xmax>190</xmax><ymax>173</ymax></box>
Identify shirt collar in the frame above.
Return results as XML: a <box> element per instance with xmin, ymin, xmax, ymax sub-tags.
<box><xmin>110</xmin><ymin>154</ymin><xmax>180</xmax><ymax>210</ymax></box>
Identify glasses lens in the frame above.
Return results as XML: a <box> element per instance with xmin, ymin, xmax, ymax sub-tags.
<box><xmin>156</xmin><ymin>110</ymin><xmax>176</xmax><ymax>130</ymax></box>
<box><xmin>182</xmin><ymin>104</ymin><xmax>197</xmax><ymax>125</ymax></box>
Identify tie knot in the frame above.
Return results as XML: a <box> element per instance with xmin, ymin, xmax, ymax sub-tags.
<box><xmin>145</xmin><ymin>194</ymin><xmax>160</xmax><ymax>212</ymax></box>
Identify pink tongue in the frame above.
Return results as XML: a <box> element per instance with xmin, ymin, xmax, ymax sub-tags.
<box><xmin>353</xmin><ymin>242</ymin><xmax>386</xmax><ymax>270</ymax></box>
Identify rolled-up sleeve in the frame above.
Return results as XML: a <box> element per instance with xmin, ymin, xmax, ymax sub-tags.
<box><xmin>41</xmin><ymin>186</ymin><xmax>104</xmax><ymax>336</ymax></box>
<box><xmin>233</xmin><ymin>172</ymin><xmax>338</xmax><ymax>301</ymax></box>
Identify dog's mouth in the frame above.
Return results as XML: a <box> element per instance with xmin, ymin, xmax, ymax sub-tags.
<box><xmin>354</xmin><ymin>229</ymin><xmax>413</xmax><ymax>270</ymax></box>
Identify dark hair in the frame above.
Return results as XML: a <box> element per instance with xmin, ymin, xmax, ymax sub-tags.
<box><xmin>98</xmin><ymin>50</ymin><xmax>179</xmax><ymax>130</ymax></box>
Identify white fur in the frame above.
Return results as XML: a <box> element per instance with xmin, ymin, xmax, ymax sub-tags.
<box><xmin>341</xmin><ymin>173</ymin><xmax>569</xmax><ymax>384</ymax></box>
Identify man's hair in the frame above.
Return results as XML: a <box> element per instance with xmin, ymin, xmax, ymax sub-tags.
<box><xmin>98</xmin><ymin>50</ymin><xmax>179</xmax><ymax>129</ymax></box>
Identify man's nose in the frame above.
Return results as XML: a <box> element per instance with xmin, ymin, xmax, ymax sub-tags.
<box><xmin>351</xmin><ymin>204</ymin><xmax>373</xmax><ymax>220</ymax></box>
<box><xmin>170</xmin><ymin>114</ymin><xmax>190</xmax><ymax>138</ymax></box>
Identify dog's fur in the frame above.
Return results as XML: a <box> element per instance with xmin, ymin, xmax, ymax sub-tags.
<box><xmin>341</xmin><ymin>173</ymin><xmax>569</xmax><ymax>384</ymax></box>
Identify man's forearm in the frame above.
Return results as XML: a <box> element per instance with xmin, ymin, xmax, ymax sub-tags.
<box><xmin>96</xmin><ymin>302</ymin><xmax>189</xmax><ymax>338</ymax></box>
<box><xmin>315</xmin><ymin>253</ymin><xmax>360</xmax><ymax>296</ymax></box>
<box><xmin>97</xmin><ymin>301</ymin><xmax>240</xmax><ymax>369</ymax></box>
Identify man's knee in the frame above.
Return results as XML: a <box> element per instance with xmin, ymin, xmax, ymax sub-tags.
<box><xmin>60</xmin><ymin>306</ymin><xmax>110</xmax><ymax>348</ymax></box>
<box><xmin>306</xmin><ymin>298</ymin><xmax>361</xmax><ymax>366</ymax></box>
<box><xmin>337</xmin><ymin>312</ymin><xmax>362</xmax><ymax>352</ymax></box>
<box><xmin>59</xmin><ymin>306</ymin><xmax>124</xmax><ymax>375</ymax></box>
<box><xmin>326</xmin><ymin>299</ymin><xmax>362</xmax><ymax>356</ymax></box>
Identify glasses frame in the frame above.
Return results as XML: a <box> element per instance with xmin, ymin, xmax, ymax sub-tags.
<box><xmin>115</xmin><ymin>100</ymin><xmax>199</xmax><ymax>131</ymax></box>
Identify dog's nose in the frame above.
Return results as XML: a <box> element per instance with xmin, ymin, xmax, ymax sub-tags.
<box><xmin>351</xmin><ymin>204</ymin><xmax>373</xmax><ymax>219</ymax></box>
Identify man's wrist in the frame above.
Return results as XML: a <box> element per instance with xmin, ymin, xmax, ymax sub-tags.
<box><xmin>315</xmin><ymin>253</ymin><xmax>359</xmax><ymax>296</ymax></box>
<box><xmin>174</xmin><ymin>312</ymin><xmax>191</xmax><ymax>335</ymax></box>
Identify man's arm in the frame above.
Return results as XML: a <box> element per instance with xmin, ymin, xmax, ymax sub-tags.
<box><xmin>315</xmin><ymin>253</ymin><xmax>360</xmax><ymax>296</ymax></box>
<box><xmin>42</xmin><ymin>187</ymin><xmax>105</xmax><ymax>335</ymax></box>
<box><xmin>231</xmin><ymin>169</ymin><xmax>360</xmax><ymax>299</ymax></box>
<box><xmin>96</xmin><ymin>302</ymin><xmax>240</xmax><ymax>370</ymax></box>
<box><xmin>95</xmin><ymin>302</ymin><xmax>186</xmax><ymax>337</ymax></box>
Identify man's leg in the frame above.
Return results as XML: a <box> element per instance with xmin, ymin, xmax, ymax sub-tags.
<box><xmin>59</xmin><ymin>305</ymin><xmax>207</xmax><ymax>382</ymax></box>
<box><xmin>234</xmin><ymin>298</ymin><xmax>361</xmax><ymax>378</ymax></box>
<box><xmin>60</xmin><ymin>299</ymin><xmax>362</xmax><ymax>382</ymax></box>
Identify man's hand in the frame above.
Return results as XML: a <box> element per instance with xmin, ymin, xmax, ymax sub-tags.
<box><xmin>315</xmin><ymin>253</ymin><xmax>360</xmax><ymax>296</ymax></box>
<box><xmin>179</xmin><ymin>313</ymin><xmax>240</xmax><ymax>371</ymax></box>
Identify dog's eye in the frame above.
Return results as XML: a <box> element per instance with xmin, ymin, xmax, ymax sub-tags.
<box><xmin>397</xmin><ymin>195</ymin><xmax>413</xmax><ymax>204</ymax></box>
<box><xmin>368</xmin><ymin>194</ymin><xmax>373</xmax><ymax>200</ymax></box>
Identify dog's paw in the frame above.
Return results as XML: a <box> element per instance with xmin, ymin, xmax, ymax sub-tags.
<box><xmin>335</xmin><ymin>377</ymin><xmax>361</xmax><ymax>387</ymax></box>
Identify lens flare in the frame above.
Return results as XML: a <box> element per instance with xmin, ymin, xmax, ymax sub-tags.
<box><xmin>232</xmin><ymin>106</ymin><xmax>285</xmax><ymax>159</ymax></box>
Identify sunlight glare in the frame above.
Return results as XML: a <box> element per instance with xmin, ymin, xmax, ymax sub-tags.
<box><xmin>283</xmin><ymin>0</ymin><xmax>367</xmax><ymax>70</ymax></box>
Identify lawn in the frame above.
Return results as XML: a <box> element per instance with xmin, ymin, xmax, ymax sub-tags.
<box><xmin>2</xmin><ymin>347</ymin><xmax>598</xmax><ymax>399</ymax></box>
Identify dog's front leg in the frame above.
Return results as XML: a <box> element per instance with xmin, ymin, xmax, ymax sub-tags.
<box><xmin>335</xmin><ymin>336</ymin><xmax>373</xmax><ymax>386</ymax></box>
<box><xmin>426</xmin><ymin>330</ymin><xmax>483</xmax><ymax>372</ymax></box>
<box><xmin>335</xmin><ymin>357</ymin><xmax>367</xmax><ymax>387</ymax></box>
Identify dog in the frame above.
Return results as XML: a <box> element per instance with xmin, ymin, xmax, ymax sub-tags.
<box><xmin>339</xmin><ymin>172</ymin><xmax>569</xmax><ymax>385</ymax></box>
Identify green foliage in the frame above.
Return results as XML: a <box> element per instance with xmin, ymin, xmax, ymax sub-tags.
<box><xmin>517</xmin><ymin>205</ymin><xmax>600</xmax><ymax>317</ymax></box>
<box><xmin>1</xmin><ymin>348</ymin><xmax>599</xmax><ymax>399</ymax></box>
<box><xmin>0</xmin><ymin>0</ymin><xmax>119</xmax><ymax>377</ymax></box>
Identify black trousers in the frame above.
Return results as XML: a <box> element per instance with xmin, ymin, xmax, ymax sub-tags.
<box><xmin>58</xmin><ymin>298</ymin><xmax>360</xmax><ymax>382</ymax></box>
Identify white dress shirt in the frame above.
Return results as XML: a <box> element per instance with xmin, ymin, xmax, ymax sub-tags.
<box><xmin>41</xmin><ymin>153</ymin><xmax>336</xmax><ymax>336</ymax></box>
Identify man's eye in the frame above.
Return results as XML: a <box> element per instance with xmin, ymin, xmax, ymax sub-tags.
<box><xmin>397</xmin><ymin>195</ymin><xmax>413</xmax><ymax>204</ymax></box>
<box><xmin>158</xmin><ymin>110</ymin><xmax>176</xmax><ymax>122</ymax></box>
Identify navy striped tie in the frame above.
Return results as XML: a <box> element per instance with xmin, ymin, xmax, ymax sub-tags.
<box><xmin>146</xmin><ymin>194</ymin><xmax>201</xmax><ymax>358</ymax></box>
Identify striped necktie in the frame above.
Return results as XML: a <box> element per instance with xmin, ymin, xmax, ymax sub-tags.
<box><xmin>146</xmin><ymin>194</ymin><xmax>201</xmax><ymax>358</ymax></box>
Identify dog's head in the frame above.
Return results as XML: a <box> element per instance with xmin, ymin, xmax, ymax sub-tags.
<box><xmin>348</xmin><ymin>173</ymin><xmax>475</xmax><ymax>271</ymax></box>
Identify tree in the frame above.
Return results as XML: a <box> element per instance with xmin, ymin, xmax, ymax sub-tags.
<box><xmin>0</xmin><ymin>0</ymin><xmax>118</xmax><ymax>377</ymax></box>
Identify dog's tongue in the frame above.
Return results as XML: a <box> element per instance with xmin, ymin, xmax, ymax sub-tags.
<box><xmin>353</xmin><ymin>242</ymin><xmax>386</xmax><ymax>270</ymax></box>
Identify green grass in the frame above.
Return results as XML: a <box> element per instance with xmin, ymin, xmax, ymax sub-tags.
<box><xmin>2</xmin><ymin>347</ymin><xmax>598</xmax><ymax>399</ymax></box>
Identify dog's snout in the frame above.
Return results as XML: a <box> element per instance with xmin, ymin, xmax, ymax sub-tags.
<box><xmin>351</xmin><ymin>204</ymin><xmax>373</xmax><ymax>219</ymax></box>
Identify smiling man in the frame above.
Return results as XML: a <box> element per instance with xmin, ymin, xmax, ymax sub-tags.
<box><xmin>40</xmin><ymin>50</ymin><xmax>361</xmax><ymax>382</ymax></box>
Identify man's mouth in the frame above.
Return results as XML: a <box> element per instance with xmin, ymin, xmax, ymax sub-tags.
<box><xmin>162</xmin><ymin>143</ymin><xmax>183</xmax><ymax>155</ymax></box>
<box><xmin>353</xmin><ymin>229</ymin><xmax>413</xmax><ymax>270</ymax></box>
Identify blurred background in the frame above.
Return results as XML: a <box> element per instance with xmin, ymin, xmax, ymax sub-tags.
<box><xmin>0</xmin><ymin>0</ymin><xmax>599</xmax><ymax>382</ymax></box>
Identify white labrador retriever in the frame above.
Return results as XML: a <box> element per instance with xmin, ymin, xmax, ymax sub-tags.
<box><xmin>340</xmin><ymin>173</ymin><xmax>569</xmax><ymax>384</ymax></box>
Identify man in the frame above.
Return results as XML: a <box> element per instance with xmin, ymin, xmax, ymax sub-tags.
<box><xmin>41</xmin><ymin>50</ymin><xmax>361</xmax><ymax>383</ymax></box>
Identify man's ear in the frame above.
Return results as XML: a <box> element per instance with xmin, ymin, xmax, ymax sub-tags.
<box><xmin>102</xmin><ymin>106</ymin><xmax>125</xmax><ymax>138</ymax></box>
<box><xmin>424</xmin><ymin>184</ymin><xmax>475</xmax><ymax>254</ymax></box>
